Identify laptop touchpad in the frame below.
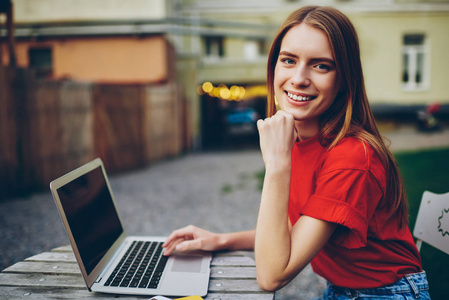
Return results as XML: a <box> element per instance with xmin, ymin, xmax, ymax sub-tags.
<box><xmin>171</xmin><ymin>255</ymin><xmax>203</xmax><ymax>273</ymax></box>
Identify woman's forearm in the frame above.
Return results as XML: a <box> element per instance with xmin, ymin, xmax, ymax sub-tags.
<box><xmin>219</xmin><ymin>230</ymin><xmax>255</xmax><ymax>251</ymax></box>
<box><xmin>254</xmin><ymin>164</ymin><xmax>337</xmax><ymax>291</ymax></box>
<box><xmin>255</xmin><ymin>163</ymin><xmax>295</xmax><ymax>290</ymax></box>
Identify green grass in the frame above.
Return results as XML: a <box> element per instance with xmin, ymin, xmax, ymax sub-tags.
<box><xmin>395</xmin><ymin>147</ymin><xmax>449</xmax><ymax>300</ymax></box>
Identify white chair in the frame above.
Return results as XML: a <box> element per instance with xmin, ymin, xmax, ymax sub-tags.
<box><xmin>413</xmin><ymin>190</ymin><xmax>449</xmax><ymax>255</ymax></box>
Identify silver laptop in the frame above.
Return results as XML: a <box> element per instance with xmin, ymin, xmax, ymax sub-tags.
<box><xmin>50</xmin><ymin>158</ymin><xmax>212</xmax><ymax>297</ymax></box>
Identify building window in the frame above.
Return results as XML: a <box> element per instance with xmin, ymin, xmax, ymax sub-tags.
<box><xmin>28</xmin><ymin>47</ymin><xmax>53</xmax><ymax>78</ymax></box>
<box><xmin>244</xmin><ymin>39</ymin><xmax>265</xmax><ymax>61</ymax></box>
<box><xmin>402</xmin><ymin>34</ymin><xmax>428</xmax><ymax>91</ymax></box>
<box><xmin>205</xmin><ymin>36</ymin><xmax>224</xmax><ymax>59</ymax></box>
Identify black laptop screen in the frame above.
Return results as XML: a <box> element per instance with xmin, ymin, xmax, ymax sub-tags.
<box><xmin>57</xmin><ymin>165</ymin><xmax>123</xmax><ymax>275</ymax></box>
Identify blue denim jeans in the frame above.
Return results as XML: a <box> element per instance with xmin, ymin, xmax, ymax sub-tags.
<box><xmin>315</xmin><ymin>271</ymin><xmax>430</xmax><ymax>299</ymax></box>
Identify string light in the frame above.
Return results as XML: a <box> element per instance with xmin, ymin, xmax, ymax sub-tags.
<box><xmin>197</xmin><ymin>82</ymin><xmax>267</xmax><ymax>101</ymax></box>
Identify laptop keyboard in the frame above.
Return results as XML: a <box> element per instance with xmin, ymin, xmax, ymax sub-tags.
<box><xmin>104</xmin><ymin>241</ymin><xmax>168</xmax><ymax>289</ymax></box>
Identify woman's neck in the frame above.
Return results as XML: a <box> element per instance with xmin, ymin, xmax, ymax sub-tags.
<box><xmin>295</xmin><ymin>120</ymin><xmax>320</xmax><ymax>142</ymax></box>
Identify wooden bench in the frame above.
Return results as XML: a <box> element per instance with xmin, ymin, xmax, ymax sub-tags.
<box><xmin>0</xmin><ymin>245</ymin><xmax>274</xmax><ymax>299</ymax></box>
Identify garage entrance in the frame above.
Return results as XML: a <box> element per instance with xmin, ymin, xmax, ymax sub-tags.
<box><xmin>200</xmin><ymin>84</ymin><xmax>266</xmax><ymax>150</ymax></box>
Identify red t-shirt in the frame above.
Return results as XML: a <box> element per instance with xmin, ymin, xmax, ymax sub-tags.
<box><xmin>288</xmin><ymin>135</ymin><xmax>422</xmax><ymax>289</ymax></box>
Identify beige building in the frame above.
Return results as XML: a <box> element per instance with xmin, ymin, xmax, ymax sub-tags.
<box><xmin>175</xmin><ymin>0</ymin><xmax>449</xmax><ymax>105</ymax></box>
<box><xmin>174</xmin><ymin>0</ymin><xmax>449</xmax><ymax>146</ymax></box>
<box><xmin>2</xmin><ymin>0</ymin><xmax>448</xmax><ymax>148</ymax></box>
<box><xmin>348</xmin><ymin>6</ymin><xmax>449</xmax><ymax>107</ymax></box>
<box><xmin>1</xmin><ymin>0</ymin><xmax>172</xmax><ymax>83</ymax></box>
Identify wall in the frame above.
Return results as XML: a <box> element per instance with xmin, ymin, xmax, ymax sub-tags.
<box><xmin>0</xmin><ymin>67</ymin><xmax>184</xmax><ymax>199</ymax></box>
<box><xmin>3</xmin><ymin>35</ymin><xmax>170</xmax><ymax>83</ymax></box>
<box><xmin>12</xmin><ymin>0</ymin><xmax>166</xmax><ymax>22</ymax></box>
<box><xmin>351</xmin><ymin>12</ymin><xmax>449</xmax><ymax>105</ymax></box>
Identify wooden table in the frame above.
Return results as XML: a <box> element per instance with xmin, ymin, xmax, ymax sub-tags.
<box><xmin>0</xmin><ymin>245</ymin><xmax>274</xmax><ymax>299</ymax></box>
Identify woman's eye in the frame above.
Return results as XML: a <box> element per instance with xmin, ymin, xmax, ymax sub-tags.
<box><xmin>315</xmin><ymin>64</ymin><xmax>331</xmax><ymax>71</ymax></box>
<box><xmin>281</xmin><ymin>58</ymin><xmax>295</xmax><ymax>65</ymax></box>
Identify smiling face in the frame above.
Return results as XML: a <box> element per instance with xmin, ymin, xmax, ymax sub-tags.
<box><xmin>274</xmin><ymin>23</ymin><xmax>341</xmax><ymax>139</ymax></box>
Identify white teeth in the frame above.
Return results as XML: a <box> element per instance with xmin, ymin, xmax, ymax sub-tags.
<box><xmin>287</xmin><ymin>92</ymin><xmax>311</xmax><ymax>101</ymax></box>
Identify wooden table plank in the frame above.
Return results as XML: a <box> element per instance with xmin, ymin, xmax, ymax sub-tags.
<box><xmin>3</xmin><ymin>261</ymin><xmax>81</xmax><ymax>275</ymax></box>
<box><xmin>210</xmin><ymin>266</ymin><xmax>256</xmax><ymax>279</ymax></box>
<box><xmin>208</xmin><ymin>279</ymin><xmax>265</xmax><ymax>293</ymax></box>
<box><xmin>0</xmin><ymin>286</ymin><xmax>157</xmax><ymax>299</ymax></box>
<box><xmin>0</xmin><ymin>247</ymin><xmax>274</xmax><ymax>300</ymax></box>
<box><xmin>204</xmin><ymin>294</ymin><xmax>274</xmax><ymax>300</ymax></box>
<box><xmin>50</xmin><ymin>245</ymin><xmax>73</xmax><ymax>252</ymax></box>
<box><xmin>0</xmin><ymin>273</ymin><xmax>86</xmax><ymax>288</ymax></box>
<box><xmin>211</xmin><ymin>256</ymin><xmax>255</xmax><ymax>267</ymax></box>
<box><xmin>5</xmin><ymin>261</ymin><xmax>258</xmax><ymax>280</ymax></box>
<box><xmin>0</xmin><ymin>286</ymin><xmax>273</xmax><ymax>300</ymax></box>
<box><xmin>25</xmin><ymin>252</ymin><xmax>76</xmax><ymax>263</ymax></box>
<box><xmin>0</xmin><ymin>270</ymin><xmax>267</xmax><ymax>295</ymax></box>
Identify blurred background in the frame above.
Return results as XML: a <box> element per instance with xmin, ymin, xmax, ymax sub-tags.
<box><xmin>1</xmin><ymin>0</ymin><xmax>448</xmax><ymax>197</ymax></box>
<box><xmin>1</xmin><ymin>0</ymin><xmax>448</xmax><ymax>299</ymax></box>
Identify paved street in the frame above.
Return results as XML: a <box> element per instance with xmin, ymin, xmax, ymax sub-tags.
<box><xmin>1</xmin><ymin>124</ymin><xmax>448</xmax><ymax>299</ymax></box>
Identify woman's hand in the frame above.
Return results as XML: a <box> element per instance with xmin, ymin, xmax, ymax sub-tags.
<box><xmin>162</xmin><ymin>225</ymin><xmax>224</xmax><ymax>256</ymax></box>
<box><xmin>163</xmin><ymin>226</ymin><xmax>256</xmax><ymax>256</ymax></box>
<box><xmin>257</xmin><ymin>110</ymin><xmax>297</xmax><ymax>169</ymax></box>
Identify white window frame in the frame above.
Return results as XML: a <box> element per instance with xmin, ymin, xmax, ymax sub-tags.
<box><xmin>204</xmin><ymin>36</ymin><xmax>224</xmax><ymax>60</ymax></box>
<box><xmin>402</xmin><ymin>34</ymin><xmax>430</xmax><ymax>91</ymax></box>
<box><xmin>244</xmin><ymin>39</ymin><xmax>265</xmax><ymax>61</ymax></box>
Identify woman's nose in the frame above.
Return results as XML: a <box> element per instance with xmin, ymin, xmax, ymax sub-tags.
<box><xmin>291</xmin><ymin>65</ymin><xmax>311</xmax><ymax>87</ymax></box>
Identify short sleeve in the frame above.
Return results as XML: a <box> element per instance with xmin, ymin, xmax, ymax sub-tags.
<box><xmin>301</xmin><ymin>167</ymin><xmax>384</xmax><ymax>249</ymax></box>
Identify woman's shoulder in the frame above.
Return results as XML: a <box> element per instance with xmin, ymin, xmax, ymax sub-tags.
<box><xmin>322</xmin><ymin>136</ymin><xmax>382</xmax><ymax>172</ymax></box>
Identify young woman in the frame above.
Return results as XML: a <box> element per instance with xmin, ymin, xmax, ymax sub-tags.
<box><xmin>163</xmin><ymin>6</ymin><xmax>430</xmax><ymax>299</ymax></box>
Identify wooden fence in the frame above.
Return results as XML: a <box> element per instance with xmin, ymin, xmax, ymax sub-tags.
<box><xmin>0</xmin><ymin>67</ymin><xmax>185</xmax><ymax>199</ymax></box>
<box><xmin>29</xmin><ymin>80</ymin><xmax>94</xmax><ymax>188</ymax></box>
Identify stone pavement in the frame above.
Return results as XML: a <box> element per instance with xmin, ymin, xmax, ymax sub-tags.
<box><xmin>382</xmin><ymin>124</ymin><xmax>449</xmax><ymax>152</ymax></box>
<box><xmin>1</xmin><ymin>125</ymin><xmax>448</xmax><ymax>299</ymax></box>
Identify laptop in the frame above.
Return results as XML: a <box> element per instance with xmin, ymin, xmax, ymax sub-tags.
<box><xmin>50</xmin><ymin>158</ymin><xmax>212</xmax><ymax>297</ymax></box>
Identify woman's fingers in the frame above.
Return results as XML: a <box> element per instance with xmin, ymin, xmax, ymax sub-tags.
<box><xmin>175</xmin><ymin>238</ymin><xmax>204</xmax><ymax>252</ymax></box>
<box><xmin>162</xmin><ymin>225</ymin><xmax>219</xmax><ymax>255</ymax></box>
<box><xmin>162</xmin><ymin>237</ymin><xmax>185</xmax><ymax>256</ymax></box>
<box><xmin>258</xmin><ymin>110</ymin><xmax>296</xmax><ymax>138</ymax></box>
<box><xmin>162</xmin><ymin>225</ymin><xmax>197</xmax><ymax>255</ymax></box>
<box><xmin>257</xmin><ymin>110</ymin><xmax>297</xmax><ymax>166</ymax></box>
<box><xmin>163</xmin><ymin>225</ymin><xmax>195</xmax><ymax>247</ymax></box>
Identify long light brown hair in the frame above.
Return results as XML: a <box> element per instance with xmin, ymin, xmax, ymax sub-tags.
<box><xmin>267</xmin><ymin>6</ymin><xmax>409</xmax><ymax>227</ymax></box>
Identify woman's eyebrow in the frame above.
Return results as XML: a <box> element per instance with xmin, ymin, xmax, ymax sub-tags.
<box><xmin>279</xmin><ymin>50</ymin><xmax>298</xmax><ymax>58</ymax></box>
<box><xmin>279</xmin><ymin>51</ymin><xmax>335</xmax><ymax>65</ymax></box>
<box><xmin>310</xmin><ymin>57</ymin><xmax>336</xmax><ymax>65</ymax></box>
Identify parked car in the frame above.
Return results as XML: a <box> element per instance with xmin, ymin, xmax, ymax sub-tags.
<box><xmin>225</xmin><ymin>107</ymin><xmax>260</xmax><ymax>136</ymax></box>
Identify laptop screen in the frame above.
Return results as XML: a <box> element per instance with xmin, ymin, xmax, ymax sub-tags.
<box><xmin>57</xmin><ymin>165</ymin><xmax>123</xmax><ymax>275</ymax></box>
